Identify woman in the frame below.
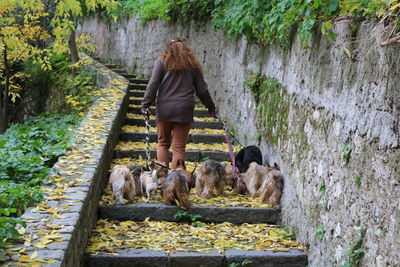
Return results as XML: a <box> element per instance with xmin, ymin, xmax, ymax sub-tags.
<box><xmin>141</xmin><ymin>38</ymin><xmax>216</xmax><ymax>170</ymax></box>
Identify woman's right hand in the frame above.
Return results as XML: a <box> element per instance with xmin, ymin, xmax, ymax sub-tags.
<box><xmin>141</xmin><ymin>107</ymin><xmax>151</xmax><ymax>116</ymax></box>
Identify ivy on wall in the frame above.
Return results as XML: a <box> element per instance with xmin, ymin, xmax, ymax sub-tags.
<box><xmin>245</xmin><ymin>73</ymin><xmax>288</xmax><ymax>146</ymax></box>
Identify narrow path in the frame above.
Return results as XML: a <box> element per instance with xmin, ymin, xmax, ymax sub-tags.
<box><xmin>84</xmin><ymin>62</ymin><xmax>308</xmax><ymax>267</ymax></box>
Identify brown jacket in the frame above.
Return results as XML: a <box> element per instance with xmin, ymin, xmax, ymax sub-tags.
<box><xmin>141</xmin><ymin>57</ymin><xmax>215</xmax><ymax>123</ymax></box>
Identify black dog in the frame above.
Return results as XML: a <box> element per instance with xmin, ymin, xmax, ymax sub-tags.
<box><xmin>235</xmin><ymin>145</ymin><xmax>262</xmax><ymax>173</ymax></box>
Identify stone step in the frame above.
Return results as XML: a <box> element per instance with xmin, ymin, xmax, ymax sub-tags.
<box><xmin>130</xmin><ymin>90</ymin><xmax>145</xmax><ymax>97</ymax></box>
<box><xmin>128</xmin><ymin>107</ymin><xmax>209</xmax><ymax>117</ymax></box>
<box><xmin>85</xmin><ymin>249</ymin><xmax>308</xmax><ymax>267</ymax></box>
<box><xmin>129</xmin><ymin>83</ymin><xmax>147</xmax><ymax>90</ymax></box>
<box><xmin>129</xmin><ymin>78</ymin><xmax>149</xmax><ymax>84</ymax></box>
<box><xmin>103</xmin><ymin>63</ymin><xmax>117</xmax><ymax>69</ymax></box>
<box><xmin>119</xmin><ymin>132</ymin><xmax>225</xmax><ymax>143</ymax></box>
<box><xmin>99</xmin><ymin>203</ymin><xmax>278</xmax><ymax>224</ymax></box>
<box><xmin>125</xmin><ymin>118</ymin><xmax>222</xmax><ymax>129</ymax></box>
<box><xmin>114</xmin><ymin>149</ymin><xmax>230</xmax><ymax>162</ymax></box>
<box><xmin>121</xmin><ymin>73</ymin><xmax>136</xmax><ymax>79</ymax></box>
<box><xmin>114</xmin><ymin>69</ymin><xmax>127</xmax><ymax>74</ymax></box>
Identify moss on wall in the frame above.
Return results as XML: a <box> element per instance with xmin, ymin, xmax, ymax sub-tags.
<box><xmin>245</xmin><ymin>73</ymin><xmax>288</xmax><ymax>147</ymax></box>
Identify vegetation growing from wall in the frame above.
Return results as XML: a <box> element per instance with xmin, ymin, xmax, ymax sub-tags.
<box><xmin>114</xmin><ymin>0</ymin><xmax>400</xmax><ymax>47</ymax></box>
<box><xmin>245</xmin><ymin>73</ymin><xmax>288</xmax><ymax>147</ymax></box>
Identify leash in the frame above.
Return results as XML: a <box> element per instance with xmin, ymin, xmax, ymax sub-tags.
<box><xmin>214</xmin><ymin>115</ymin><xmax>244</xmax><ymax>148</ymax></box>
<box><xmin>143</xmin><ymin>112</ymin><xmax>151</xmax><ymax>169</ymax></box>
<box><xmin>215</xmin><ymin>114</ymin><xmax>242</xmax><ymax>176</ymax></box>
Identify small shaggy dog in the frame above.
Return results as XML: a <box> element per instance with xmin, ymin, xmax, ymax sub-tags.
<box><xmin>109</xmin><ymin>165</ymin><xmax>141</xmax><ymax>204</ymax></box>
<box><xmin>195</xmin><ymin>159</ymin><xmax>226</xmax><ymax>198</ymax></box>
<box><xmin>160</xmin><ymin>170</ymin><xmax>190</xmax><ymax>209</ymax></box>
<box><xmin>242</xmin><ymin>162</ymin><xmax>268</xmax><ymax>198</ymax></box>
<box><xmin>224</xmin><ymin>164</ymin><xmax>236</xmax><ymax>189</ymax></box>
<box><xmin>176</xmin><ymin>162</ymin><xmax>198</xmax><ymax>191</ymax></box>
<box><xmin>233</xmin><ymin>173</ymin><xmax>248</xmax><ymax>195</ymax></box>
<box><xmin>257</xmin><ymin>163</ymin><xmax>283</xmax><ymax>207</ymax></box>
<box><xmin>140</xmin><ymin>168</ymin><xmax>158</xmax><ymax>202</ymax></box>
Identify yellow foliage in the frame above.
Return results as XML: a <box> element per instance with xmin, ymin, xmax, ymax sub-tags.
<box><xmin>87</xmin><ymin>219</ymin><xmax>304</xmax><ymax>254</ymax></box>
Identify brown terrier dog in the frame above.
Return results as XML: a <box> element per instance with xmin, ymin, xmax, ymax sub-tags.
<box><xmin>109</xmin><ymin>165</ymin><xmax>141</xmax><ymax>204</ymax></box>
<box><xmin>195</xmin><ymin>159</ymin><xmax>226</xmax><ymax>198</ymax></box>
<box><xmin>233</xmin><ymin>173</ymin><xmax>248</xmax><ymax>195</ymax></box>
<box><xmin>224</xmin><ymin>164</ymin><xmax>236</xmax><ymax>190</ymax></box>
<box><xmin>257</xmin><ymin>163</ymin><xmax>283</xmax><ymax>207</ymax></box>
<box><xmin>242</xmin><ymin>162</ymin><xmax>268</xmax><ymax>198</ymax></box>
<box><xmin>160</xmin><ymin>170</ymin><xmax>190</xmax><ymax>209</ymax></box>
<box><xmin>175</xmin><ymin>162</ymin><xmax>198</xmax><ymax>192</ymax></box>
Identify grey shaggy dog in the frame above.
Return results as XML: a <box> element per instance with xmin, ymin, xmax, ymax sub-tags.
<box><xmin>195</xmin><ymin>159</ymin><xmax>226</xmax><ymax>198</ymax></box>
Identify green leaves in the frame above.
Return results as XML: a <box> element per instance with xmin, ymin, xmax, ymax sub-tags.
<box><xmin>342</xmin><ymin>144</ymin><xmax>352</xmax><ymax>164</ymax></box>
<box><xmin>316</xmin><ymin>227</ymin><xmax>325</xmax><ymax>240</ymax></box>
<box><xmin>0</xmin><ymin>217</ymin><xmax>26</xmax><ymax>247</ymax></box>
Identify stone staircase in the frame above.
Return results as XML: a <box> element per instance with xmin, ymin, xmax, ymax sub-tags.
<box><xmin>83</xmin><ymin>61</ymin><xmax>308</xmax><ymax>267</ymax></box>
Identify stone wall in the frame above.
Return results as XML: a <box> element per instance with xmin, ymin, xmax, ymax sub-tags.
<box><xmin>79</xmin><ymin>18</ymin><xmax>400</xmax><ymax>267</ymax></box>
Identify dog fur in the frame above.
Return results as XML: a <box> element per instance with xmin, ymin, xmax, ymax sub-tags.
<box><xmin>175</xmin><ymin>162</ymin><xmax>198</xmax><ymax>191</ymax></box>
<box><xmin>233</xmin><ymin>173</ymin><xmax>248</xmax><ymax>195</ymax></box>
<box><xmin>257</xmin><ymin>163</ymin><xmax>283</xmax><ymax>207</ymax></box>
<box><xmin>195</xmin><ymin>159</ymin><xmax>226</xmax><ymax>198</ymax></box>
<box><xmin>160</xmin><ymin>170</ymin><xmax>190</xmax><ymax>209</ymax></box>
<box><xmin>152</xmin><ymin>161</ymin><xmax>169</xmax><ymax>178</ymax></box>
<box><xmin>140</xmin><ymin>168</ymin><xmax>158</xmax><ymax>201</ymax></box>
<box><xmin>242</xmin><ymin>162</ymin><xmax>268</xmax><ymax>198</ymax></box>
<box><xmin>224</xmin><ymin>165</ymin><xmax>236</xmax><ymax>189</ymax></box>
<box><xmin>109</xmin><ymin>165</ymin><xmax>141</xmax><ymax>204</ymax></box>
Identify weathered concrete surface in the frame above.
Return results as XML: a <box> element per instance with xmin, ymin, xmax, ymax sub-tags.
<box><xmin>85</xmin><ymin>249</ymin><xmax>168</xmax><ymax>267</ymax></box>
<box><xmin>85</xmin><ymin>249</ymin><xmax>307</xmax><ymax>267</ymax></box>
<box><xmin>225</xmin><ymin>249</ymin><xmax>308</xmax><ymax>267</ymax></box>
<box><xmin>99</xmin><ymin>203</ymin><xmax>278</xmax><ymax>224</ymax></box>
<box><xmin>79</xmin><ymin>17</ymin><xmax>400</xmax><ymax>267</ymax></box>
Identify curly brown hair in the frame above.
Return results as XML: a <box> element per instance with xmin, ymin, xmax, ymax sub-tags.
<box><xmin>160</xmin><ymin>38</ymin><xmax>203</xmax><ymax>72</ymax></box>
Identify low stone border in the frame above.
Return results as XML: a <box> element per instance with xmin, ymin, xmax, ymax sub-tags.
<box><xmin>99</xmin><ymin>203</ymin><xmax>278</xmax><ymax>224</ymax></box>
<box><xmin>85</xmin><ymin>249</ymin><xmax>308</xmax><ymax>267</ymax></box>
<box><xmin>3</xmin><ymin>55</ymin><xmax>129</xmax><ymax>267</ymax></box>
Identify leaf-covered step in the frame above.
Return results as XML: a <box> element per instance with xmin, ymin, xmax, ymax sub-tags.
<box><xmin>119</xmin><ymin>132</ymin><xmax>225</xmax><ymax>144</ymax></box>
<box><xmin>121</xmin><ymin>73</ymin><xmax>135</xmax><ymax>79</ymax></box>
<box><xmin>129</xmin><ymin>83</ymin><xmax>147</xmax><ymax>90</ymax></box>
<box><xmin>103</xmin><ymin>63</ymin><xmax>117</xmax><ymax>69</ymax></box>
<box><xmin>101</xmin><ymin>183</ymin><xmax>265</xmax><ymax>208</ymax></box>
<box><xmin>85</xmin><ymin>220</ymin><xmax>307</xmax><ymax>267</ymax></box>
<box><xmin>115</xmin><ymin>141</ymin><xmax>239</xmax><ymax>153</ymax></box>
<box><xmin>114</xmin><ymin>149</ymin><xmax>231</xmax><ymax>162</ymax></box>
<box><xmin>126</xmin><ymin>113</ymin><xmax>218</xmax><ymax>122</ymax></box>
<box><xmin>128</xmin><ymin>105</ymin><xmax>210</xmax><ymax>117</ymax></box>
<box><xmin>122</xmin><ymin>125</ymin><xmax>225</xmax><ymax>136</ymax></box>
<box><xmin>109</xmin><ymin>158</ymin><xmax>229</xmax><ymax>171</ymax></box>
<box><xmin>125</xmin><ymin>117</ymin><xmax>222</xmax><ymax>129</ymax></box>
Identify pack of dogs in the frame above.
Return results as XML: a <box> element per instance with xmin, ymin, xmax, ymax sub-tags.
<box><xmin>109</xmin><ymin>159</ymin><xmax>283</xmax><ymax>209</ymax></box>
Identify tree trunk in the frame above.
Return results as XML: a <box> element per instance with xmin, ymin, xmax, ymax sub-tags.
<box><xmin>0</xmin><ymin>46</ymin><xmax>9</xmax><ymax>134</ymax></box>
<box><xmin>68</xmin><ymin>29</ymin><xmax>79</xmax><ymax>64</ymax></box>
